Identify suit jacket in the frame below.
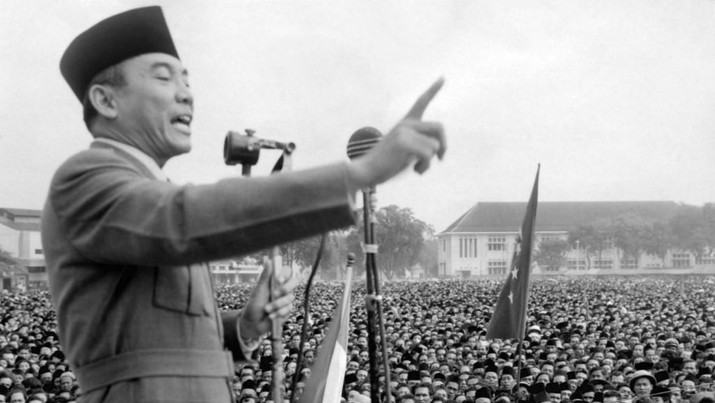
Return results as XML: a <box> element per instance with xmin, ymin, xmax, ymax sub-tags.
<box><xmin>42</xmin><ymin>141</ymin><xmax>356</xmax><ymax>403</ymax></box>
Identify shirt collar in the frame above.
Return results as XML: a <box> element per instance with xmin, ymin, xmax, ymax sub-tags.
<box><xmin>93</xmin><ymin>138</ymin><xmax>168</xmax><ymax>181</ymax></box>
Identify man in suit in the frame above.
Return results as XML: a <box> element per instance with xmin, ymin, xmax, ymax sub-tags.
<box><xmin>43</xmin><ymin>5</ymin><xmax>446</xmax><ymax>403</ymax></box>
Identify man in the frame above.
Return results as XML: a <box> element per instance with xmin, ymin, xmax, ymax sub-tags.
<box><xmin>413</xmin><ymin>383</ymin><xmax>433</xmax><ymax>403</ymax></box>
<box><xmin>45</xmin><ymin>6</ymin><xmax>446</xmax><ymax>403</ymax></box>
<box><xmin>630</xmin><ymin>370</ymin><xmax>656</xmax><ymax>398</ymax></box>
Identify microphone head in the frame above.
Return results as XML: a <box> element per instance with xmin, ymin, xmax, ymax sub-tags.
<box><xmin>346</xmin><ymin>127</ymin><xmax>383</xmax><ymax>160</ymax></box>
<box><xmin>346</xmin><ymin>252</ymin><xmax>356</xmax><ymax>266</ymax></box>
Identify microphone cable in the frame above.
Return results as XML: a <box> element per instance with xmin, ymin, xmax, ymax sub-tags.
<box><xmin>289</xmin><ymin>233</ymin><xmax>326</xmax><ymax>403</ymax></box>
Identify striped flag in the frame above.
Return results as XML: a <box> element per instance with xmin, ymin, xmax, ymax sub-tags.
<box><xmin>298</xmin><ymin>266</ymin><xmax>353</xmax><ymax>403</ymax></box>
<box><xmin>486</xmin><ymin>166</ymin><xmax>540</xmax><ymax>340</ymax></box>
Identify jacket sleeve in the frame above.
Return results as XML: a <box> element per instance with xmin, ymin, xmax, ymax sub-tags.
<box><xmin>47</xmin><ymin>148</ymin><xmax>356</xmax><ymax>266</ymax></box>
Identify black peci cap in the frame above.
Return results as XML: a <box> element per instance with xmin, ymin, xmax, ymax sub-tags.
<box><xmin>60</xmin><ymin>6</ymin><xmax>179</xmax><ymax>101</ymax></box>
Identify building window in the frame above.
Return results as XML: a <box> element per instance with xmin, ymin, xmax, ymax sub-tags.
<box><xmin>34</xmin><ymin>249</ymin><xmax>43</xmax><ymax>255</ymax></box>
<box><xmin>459</xmin><ymin>237</ymin><xmax>478</xmax><ymax>258</ymax></box>
<box><xmin>696</xmin><ymin>255</ymin><xmax>715</xmax><ymax>265</ymax></box>
<box><xmin>488</xmin><ymin>236</ymin><xmax>506</xmax><ymax>251</ymax></box>
<box><xmin>488</xmin><ymin>260</ymin><xmax>507</xmax><ymax>275</ymax></box>
<box><xmin>672</xmin><ymin>253</ymin><xmax>691</xmax><ymax>268</ymax></box>
<box><xmin>593</xmin><ymin>259</ymin><xmax>613</xmax><ymax>270</ymax></box>
<box><xmin>539</xmin><ymin>235</ymin><xmax>560</xmax><ymax>243</ymax></box>
<box><xmin>567</xmin><ymin>259</ymin><xmax>586</xmax><ymax>270</ymax></box>
<box><xmin>620</xmin><ymin>257</ymin><xmax>638</xmax><ymax>269</ymax></box>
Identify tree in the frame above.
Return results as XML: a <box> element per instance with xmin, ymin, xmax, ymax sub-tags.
<box><xmin>418</xmin><ymin>238</ymin><xmax>439</xmax><ymax>278</ymax></box>
<box><xmin>568</xmin><ymin>224</ymin><xmax>612</xmax><ymax>269</ymax></box>
<box><xmin>534</xmin><ymin>239</ymin><xmax>570</xmax><ymax>271</ymax></box>
<box><xmin>612</xmin><ymin>214</ymin><xmax>650</xmax><ymax>268</ymax></box>
<box><xmin>669</xmin><ymin>205</ymin><xmax>714</xmax><ymax>261</ymax></box>
<box><xmin>347</xmin><ymin>205</ymin><xmax>433</xmax><ymax>279</ymax></box>
<box><xmin>0</xmin><ymin>247</ymin><xmax>18</xmax><ymax>278</ymax></box>
<box><xmin>642</xmin><ymin>222</ymin><xmax>672</xmax><ymax>266</ymax></box>
<box><xmin>240</xmin><ymin>230</ymin><xmax>350</xmax><ymax>280</ymax></box>
<box><xmin>0</xmin><ymin>248</ymin><xmax>16</xmax><ymax>266</ymax></box>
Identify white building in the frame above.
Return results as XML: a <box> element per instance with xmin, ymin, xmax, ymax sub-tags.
<box><xmin>0</xmin><ymin>208</ymin><xmax>45</xmax><ymax>289</ymax></box>
<box><xmin>209</xmin><ymin>260</ymin><xmax>262</xmax><ymax>284</ymax></box>
<box><xmin>436</xmin><ymin>201</ymin><xmax>708</xmax><ymax>277</ymax></box>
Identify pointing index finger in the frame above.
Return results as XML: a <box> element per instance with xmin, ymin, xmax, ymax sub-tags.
<box><xmin>405</xmin><ymin>77</ymin><xmax>445</xmax><ymax>120</ymax></box>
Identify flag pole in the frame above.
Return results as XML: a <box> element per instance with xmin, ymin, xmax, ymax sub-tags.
<box><xmin>485</xmin><ymin>165</ymin><xmax>540</xmax><ymax>342</ymax></box>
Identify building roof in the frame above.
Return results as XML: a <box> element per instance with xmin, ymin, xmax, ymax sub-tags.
<box><xmin>0</xmin><ymin>208</ymin><xmax>42</xmax><ymax>231</ymax></box>
<box><xmin>440</xmin><ymin>201</ymin><xmax>681</xmax><ymax>234</ymax></box>
<box><xmin>0</xmin><ymin>208</ymin><xmax>42</xmax><ymax>218</ymax></box>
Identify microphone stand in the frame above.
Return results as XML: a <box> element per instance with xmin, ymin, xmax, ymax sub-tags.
<box><xmin>268</xmin><ymin>149</ymin><xmax>293</xmax><ymax>403</ymax></box>
<box><xmin>361</xmin><ymin>187</ymin><xmax>391</xmax><ymax>402</ymax></box>
<box><xmin>236</xmin><ymin>135</ymin><xmax>293</xmax><ymax>403</ymax></box>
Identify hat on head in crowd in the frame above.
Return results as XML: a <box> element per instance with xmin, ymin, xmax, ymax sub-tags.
<box><xmin>546</xmin><ymin>383</ymin><xmax>561</xmax><ymax>394</ymax></box>
<box><xmin>475</xmin><ymin>387</ymin><xmax>493</xmax><ymax>400</ymax></box>
<box><xmin>634</xmin><ymin>361</ymin><xmax>654</xmax><ymax>371</ymax></box>
<box><xmin>344</xmin><ymin>373</ymin><xmax>358</xmax><ymax>385</ymax></box>
<box><xmin>534</xmin><ymin>391</ymin><xmax>550</xmax><ymax>403</ymax></box>
<box><xmin>629</xmin><ymin>370</ymin><xmax>656</xmax><ymax>391</ymax></box>
<box><xmin>654</xmin><ymin>371</ymin><xmax>670</xmax><ymax>384</ymax></box>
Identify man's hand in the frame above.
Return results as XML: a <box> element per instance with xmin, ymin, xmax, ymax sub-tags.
<box><xmin>238</xmin><ymin>256</ymin><xmax>298</xmax><ymax>341</ymax></box>
<box><xmin>348</xmin><ymin>78</ymin><xmax>446</xmax><ymax>190</ymax></box>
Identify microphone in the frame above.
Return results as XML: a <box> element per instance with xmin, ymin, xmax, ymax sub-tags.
<box><xmin>224</xmin><ymin>130</ymin><xmax>296</xmax><ymax>166</ymax></box>
<box><xmin>346</xmin><ymin>127</ymin><xmax>383</xmax><ymax>160</ymax></box>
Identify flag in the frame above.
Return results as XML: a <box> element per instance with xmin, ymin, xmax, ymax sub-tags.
<box><xmin>298</xmin><ymin>266</ymin><xmax>353</xmax><ymax>403</ymax></box>
<box><xmin>486</xmin><ymin>166</ymin><xmax>540</xmax><ymax>340</ymax></box>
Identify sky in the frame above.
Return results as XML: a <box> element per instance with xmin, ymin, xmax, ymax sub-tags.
<box><xmin>2</xmin><ymin>0</ymin><xmax>715</xmax><ymax>233</ymax></box>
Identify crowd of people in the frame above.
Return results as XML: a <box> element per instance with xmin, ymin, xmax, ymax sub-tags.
<box><xmin>220</xmin><ymin>276</ymin><xmax>715</xmax><ymax>403</ymax></box>
<box><xmin>0</xmin><ymin>276</ymin><xmax>713</xmax><ymax>403</ymax></box>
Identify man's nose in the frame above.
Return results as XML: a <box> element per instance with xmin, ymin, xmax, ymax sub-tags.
<box><xmin>176</xmin><ymin>82</ymin><xmax>193</xmax><ymax>106</ymax></box>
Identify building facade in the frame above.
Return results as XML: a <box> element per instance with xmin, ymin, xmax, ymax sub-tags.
<box><xmin>0</xmin><ymin>208</ymin><xmax>45</xmax><ymax>289</ymax></box>
<box><xmin>1</xmin><ymin>207</ymin><xmax>267</xmax><ymax>289</ymax></box>
<box><xmin>437</xmin><ymin>201</ymin><xmax>711</xmax><ymax>277</ymax></box>
<box><xmin>209</xmin><ymin>260</ymin><xmax>262</xmax><ymax>285</ymax></box>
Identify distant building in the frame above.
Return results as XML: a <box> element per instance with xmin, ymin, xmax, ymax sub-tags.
<box><xmin>209</xmin><ymin>260</ymin><xmax>262</xmax><ymax>285</ymax></box>
<box><xmin>437</xmin><ymin>201</ymin><xmax>712</xmax><ymax>277</ymax></box>
<box><xmin>1</xmin><ymin>207</ymin><xmax>269</xmax><ymax>289</ymax></box>
<box><xmin>0</xmin><ymin>208</ymin><xmax>45</xmax><ymax>289</ymax></box>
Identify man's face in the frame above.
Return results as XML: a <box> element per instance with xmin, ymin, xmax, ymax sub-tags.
<box><xmin>446</xmin><ymin>381</ymin><xmax>459</xmax><ymax>398</ymax></box>
<box><xmin>59</xmin><ymin>377</ymin><xmax>73</xmax><ymax>391</ymax></box>
<box><xmin>484</xmin><ymin>372</ymin><xmax>499</xmax><ymax>387</ymax></box>
<box><xmin>542</xmin><ymin>364</ymin><xmax>554</xmax><ymax>377</ymax></box>
<box><xmin>356</xmin><ymin>370</ymin><xmax>368</xmax><ymax>383</ymax></box>
<box><xmin>681</xmin><ymin>380</ymin><xmax>696</xmax><ymax>396</ymax></box>
<box><xmin>0</xmin><ymin>377</ymin><xmax>12</xmax><ymax>389</ymax></box>
<box><xmin>414</xmin><ymin>386</ymin><xmax>431</xmax><ymax>403</ymax></box>
<box><xmin>683</xmin><ymin>361</ymin><xmax>697</xmax><ymax>374</ymax></box>
<box><xmin>434</xmin><ymin>388</ymin><xmax>448</xmax><ymax>400</ymax></box>
<box><xmin>111</xmin><ymin>53</ymin><xmax>193</xmax><ymax>165</ymax></box>
<box><xmin>633</xmin><ymin>378</ymin><xmax>653</xmax><ymax>396</ymax></box>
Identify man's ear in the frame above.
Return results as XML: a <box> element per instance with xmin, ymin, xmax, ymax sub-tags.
<box><xmin>87</xmin><ymin>84</ymin><xmax>119</xmax><ymax>119</ymax></box>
